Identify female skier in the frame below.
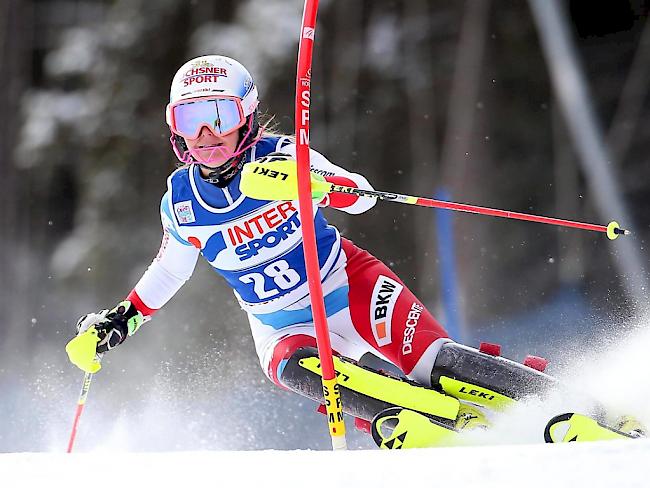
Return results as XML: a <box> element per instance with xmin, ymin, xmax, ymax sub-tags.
<box><xmin>67</xmin><ymin>55</ymin><xmax>560</xmax><ymax>447</ymax></box>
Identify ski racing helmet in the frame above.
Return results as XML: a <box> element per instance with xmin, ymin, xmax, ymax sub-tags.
<box><xmin>166</xmin><ymin>55</ymin><xmax>260</xmax><ymax>187</ymax></box>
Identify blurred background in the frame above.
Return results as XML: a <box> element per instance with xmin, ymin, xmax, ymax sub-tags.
<box><xmin>1</xmin><ymin>0</ymin><xmax>649</xmax><ymax>452</ymax></box>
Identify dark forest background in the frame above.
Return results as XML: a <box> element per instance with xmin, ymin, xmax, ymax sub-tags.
<box><xmin>1</xmin><ymin>0</ymin><xmax>650</xmax><ymax>451</ymax></box>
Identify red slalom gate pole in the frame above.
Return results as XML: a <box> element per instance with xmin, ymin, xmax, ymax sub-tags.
<box><xmin>295</xmin><ymin>0</ymin><xmax>347</xmax><ymax>450</ymax></box>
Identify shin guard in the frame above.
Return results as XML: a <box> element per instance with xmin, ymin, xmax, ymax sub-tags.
<box><xmin>279</xmin><ymin>347</ymin><xmax>460</xmax><ymax>424</ymax></box>
<box><xmin>430</xmin><ymin>342</ymin><xmax>557</xmax><ymax>410</ymax></box>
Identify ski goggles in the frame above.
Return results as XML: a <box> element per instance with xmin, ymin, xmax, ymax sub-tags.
<box><xmin>167</xmin><ymin>96</ymin><xmax>246</xmax><ymax>140</ymax></box>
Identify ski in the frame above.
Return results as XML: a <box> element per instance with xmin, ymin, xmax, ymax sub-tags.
<box><xmin>371</xmin><ymin>407</ymin><xmax>458</xmax><ymax>449</ymax></box>
<box><xmin>544</xmin><ymin>412</ymin><xmax>643</xmax><ymax>443</ymax></box>
<box><xmin>370</xmin><ymin>404</ymin><xmax>488</xmax><ymax>449</ymax></box>
<box><xmin>373</xmin><ymin>408</ymin><xmax>646</xmax><ymax>449</ymax></box>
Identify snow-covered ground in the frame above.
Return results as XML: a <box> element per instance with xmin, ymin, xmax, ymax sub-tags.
<box><xmin>3</xmin><ymin>439</ymin><xmax>650</xmax><ymax>488</ymax></box>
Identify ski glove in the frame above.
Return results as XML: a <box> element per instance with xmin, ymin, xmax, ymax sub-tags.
<box><xmin>66</xmin><ymin>301</ymin><xmax>144</xmax><ymax>373</ymax></box>
<box><xmin>79</xmin><ymin>301</ymin><xmax>144</xmax><ymax>353</ymax></box>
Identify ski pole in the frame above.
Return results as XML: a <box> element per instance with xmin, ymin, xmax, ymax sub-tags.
<box><xmin>66</xmin><ymin>354</ymin><xmax>101</xmax><ymax>453</ymax></box>
<box><xmin>240</xmin><ymin>161</ymin><xmax>630</xmax><ymax>240</ymax></box>
<box><xmin>330</xmin><ymin>185</ymin><xmax>627</xmax><ymax>239</ymax></box>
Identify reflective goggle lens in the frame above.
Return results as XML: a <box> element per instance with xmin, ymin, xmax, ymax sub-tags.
<box><xmin>172</xmin><ymin>98</ymin><xmax>244</xmax><ymax>138</ymax></box>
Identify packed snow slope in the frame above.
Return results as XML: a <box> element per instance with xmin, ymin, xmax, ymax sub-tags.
<box><xmin>2</xmin><ymin>440</ymin><xmax>650</xmax><ymax>488</ymax></box>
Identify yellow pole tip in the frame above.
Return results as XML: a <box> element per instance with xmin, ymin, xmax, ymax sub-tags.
<box><xmin>606</xmin><ymin>221</ymin><xmax>625</xmax><ymax>240</ymax></box>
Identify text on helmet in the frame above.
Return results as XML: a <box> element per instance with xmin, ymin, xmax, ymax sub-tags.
<box><xmin>182</xmin><ymin>67</ymin><xmax>228</xmax><ymax>87</ymax></box>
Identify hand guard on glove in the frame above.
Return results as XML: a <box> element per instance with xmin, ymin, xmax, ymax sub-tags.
<box><xmin>252</xmin><ymin>152</ymin><xmax>330</xmax><ymax>203</ymax></box>
<box><xmin>67</xmin><ymin>301</ymin><xmax>145</xmax><ymax>372</ymax></box>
